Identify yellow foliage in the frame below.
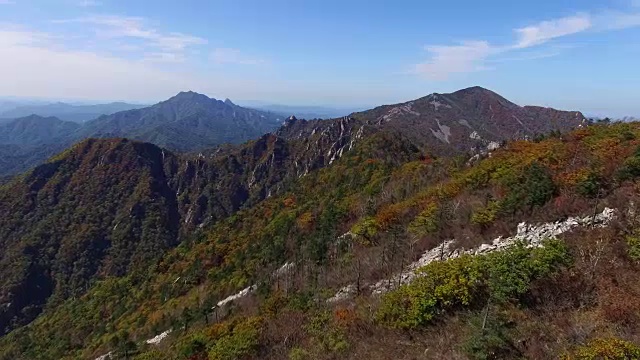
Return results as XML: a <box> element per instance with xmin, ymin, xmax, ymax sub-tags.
<box><xmin>296</xmin><ymin>211</ymin><xmax>314</xmax><ymax>232</ymax></box>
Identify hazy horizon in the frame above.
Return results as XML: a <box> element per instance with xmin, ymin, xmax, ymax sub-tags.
<box><xmin>1</xmin><ymin>0</ymin><xmax>640</xmax><ymax>117</ymax></box>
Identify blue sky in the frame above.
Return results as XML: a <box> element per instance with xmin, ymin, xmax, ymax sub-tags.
<box><xmin>0</xmin><ymin>0</ymin><xmax>639</xmax><ymax>116</ymax></box>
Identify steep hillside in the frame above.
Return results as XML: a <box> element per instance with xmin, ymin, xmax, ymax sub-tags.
<box><xmin>2</xmin><ymin>120</ymin><xmax>640</xmax><ymax>359</ymax></box>
<box><xmin>0</xmin><ymin>123</ymin><xmax>381</xmax><ymax>336</ymax></box>
<box><xmin>0</xmin><ymin>139</ymin><xmax>182</xmax><ymax>336</ymax></box>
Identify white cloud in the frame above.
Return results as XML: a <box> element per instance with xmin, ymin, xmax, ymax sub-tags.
<box><xmin>514</xmin><ymin>14</ymin><xmax>591</xmax><ymax>49</ymax></box>
<box><xmin>53</xmin><ymin>15</ymin><xmax>207</xmax><ymax>60</ymax></box>
<box><xmin>412</xmin><ymin>41</ymin><xmax>494</xmax><ymax>80</ymax></box>
<box><xmin>412</xmin><ymin>8</ymin><xmax>640</xmax><ymax>80</ymax></box>
<box><xmin>210</xmin><ymin>48</ymin><xmax>265</xmax><ymax>65</ymax></box>
<box><xmin>0</xmin><ymin>26</ymin><xmax>275</xmax><ymax>102</ymax></box>
<box><xmin>0</xmin><ymin>28</ymin><xmax>196</xmax><ymax>100</ymax></box>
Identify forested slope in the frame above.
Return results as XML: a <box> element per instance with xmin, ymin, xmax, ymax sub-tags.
<box><xmin>2</xmin><ymin>121</ymin><xmax>640</xmax><ymax>359</ymax></box>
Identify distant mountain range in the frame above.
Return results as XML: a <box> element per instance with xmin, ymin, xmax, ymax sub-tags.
<box><xmin>0</xmin><ymin>87</ymin><xmax>585</xmax><ymax>179</ymax></box>
<box><xmin>0</xmin><ymin>92</ymin><xmax>284</xmax><ymax>176</ymax></box>
<box><xmin>0</xmin><ymin>101</ymin><xmax>147</xmax><ymax>123</ymax></box>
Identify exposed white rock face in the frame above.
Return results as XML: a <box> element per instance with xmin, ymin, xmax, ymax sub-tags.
<box><xmin>430</xmin><ymin>119</ymin><xmax>452</xmax><ymax>144</ymax></box>
<box><xmin>348</xmin><ymin>126</ymin><xmax>364</xmax><ymax>151</ymax></box>
<box><xmin>275</xmin><ymin>262</ymin><xmax>295</xmax><ymax>277</ymax></box>
<box><xmin>146</xmin><ymin>329</ymin><xmax>172</xmax><ymax>345</ymax></box>
<box><xmin>378</xmin><ymin>103</ymin><xmax>420</xmax><ymax>123</ymax></box>
<box><xmin>487</xmin><ymin>141</ymin><xmax>501</xmax><ymax>151</ymax></box>
<box><xmin>466</xmin><ymin>153</ymin><xmax>481</xmax><ymax>165</ymax></box>
<box><xmin>371</xmin><ymin>207</ymin><xmax>615</xmax><ymax>295</ymax></box>
<box><xmin>95</xmin><ymin>352</ymin><xmax>113</xmax><ymax>360</ymax></box>
<box><xmin>512</xmin><ymin>115</ymin><xmax>525</xmax><ymax>127</ymax></box>
<box><xmin>328</xmin><ymin>208</ymin><xmax>616</xmax><ymax>301</ymax></box>
<box><xmin>469</xmin><ymin>131</ymin><xmax>481</xmax><ymax>140</ymax></box>
<box><xmin>327</xmin><ymin>284</ymin><xmax>357</xmax><ymax>303</ymax></box>
<box><xmin>216</xmin><ymin>285</ymin><xmax>258</xmax><ymax>308</ymax></box>
<box><xmin>140</xmin><ymin>261</ymin><xmax>296</xmax><ymax>351</ymax></box>
<box><xmin>429</xmin><ymin>99</ymin><xmax>452</xmax><ymax>111</ymax></box>
<box><xmin>322</xmin><ymin>120</ymin><xmax>363</xmax><ymax>165</ymax></box>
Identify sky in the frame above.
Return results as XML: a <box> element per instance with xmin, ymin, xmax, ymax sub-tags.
<box><xmin>0</xmin><ymin>0</ymin><xmax>639</xmax><ymax>116</ymax></box>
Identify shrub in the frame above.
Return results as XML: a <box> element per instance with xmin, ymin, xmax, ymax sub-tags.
<box><xmin>376</xmin><ymin>240</ymin><xmax>570</xmax><ymax>329</ymax></box>
<box><xmin>350</xmin><ymin>217</ymin><xmax>378</xmax><ymax>240</ymax></box>
<box><xmin>207</xmin><ymin>317</ymin><xmax>263</xmax><ymax>360</ymax></box>
<box><xmin>565</xmin><ymin>338</ymin><xmax>640</xmax><ymax>360</ymax></box>
<box><xmin>376</xmin><ymin>255</ymin><xmax>481</xmax><ymax>328</ymax></box>
<box><xmin>501</xmin><ymin>162</ymin><xmax>557</xmax><ymax>214</ymax></box>
<box><xmin>462</xmin><ymin>313</ymin><xmax>521</xmax><ymax>360</ymax></box>
<box><xmin>408</xmin><ymin>203</ymin><xmax>439</xmax><ymax>236</ymax></box>
<box><xmin>616</xmin><ymin>146</ymin><xmax>640</xmax><ymax>182</ymax></box>
<box><xmin>288</xmin><ymin>347</ymin><xmax>310</xmax><ymax>360</ymax></box>
<box><xmin>576</xmin><ymin>172</ymin><xmax>604</xmax><ymax>198</ymax></box>
<box><xmin>626</xmin><ymin>235</ymin><xmax>640</xmax><ymax>263</ymax></box>
<box><xmin>471</xmin><ymin>201</ymin><xmax>501</xmax><ymax>228</ymax></box>
<box><xmin>132</xmin><ymin>349</ymin><xmax>165</xmax><ymax>360</ymax></box>
<box><xmin>305</xmin><ymin>311</ymin><xmax>350</xmax><ymax>355</ymax></box>
<box><xmin>174</xmin><ymin>333</ymin><xmax>208</xmax><ymax>359</ymax></box>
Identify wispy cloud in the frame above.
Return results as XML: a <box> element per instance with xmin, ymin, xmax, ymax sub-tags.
<box><xmin>53</xmin><ymin>15</ymin><xmax>207</xmax><ymax>61</ymax></box>
<box><xmin>514</xmin><ymin>14</ymin><xmax>591</xmax><ymax>48</ymax></box>
<box><xmin>413</xmin><ymin>8</ymin><xmax>640</xmax><ymax>80</ymax></box>
<box><xmin>210</xmin><ymin>48</ymin><xmax>265</xmax><ymax>65</ymax></box>
<box><xmin>0</xmin><ymin>28</ymin><xmax>192</xmax><ymax>99</ymax></box>
<box><xmin>0</xmin><ymin>24</ymin><xmax>273</xmax><ymax>102</ymax></box>
<box><xmin>411</xmin><ymin>41</ymin><xmax>493</xmax><ymax>80</ymax></box>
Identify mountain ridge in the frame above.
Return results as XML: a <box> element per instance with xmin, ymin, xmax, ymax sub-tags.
<box><xmin>0</xmin><ymin>101</ymin><xmax>147</xmax><ymax>123</ymax></box>
<box><xmin>0</xmin><ymin>93</ymin><xmax>285</xmax><ymax>177</ymax></box>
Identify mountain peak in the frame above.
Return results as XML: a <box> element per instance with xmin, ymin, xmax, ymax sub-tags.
<box><xmin>170</xmin><ymin>91</ymin><xmax>215</xmax><ymax>103</ymax></box>
<box><xmin>446</xmin><ymin>86</ymin><xmax>517</xmax><ymax>108</ymax></box>
<box><xmin>283</xmin><ymin>115</ymin><xmax>299</xmax><ymax>126</ymax></box>
<box><xmin>224</xmin><ymin>98</ymin><xmax>235</xmax><ymax>106</ymax></box>
<box><xmin>450</xmin><ymin>86</ymin><xmax>499</xmax><ymax>97</ymax></box>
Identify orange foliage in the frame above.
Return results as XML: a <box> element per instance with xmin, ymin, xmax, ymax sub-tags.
<box><xmin>570</xmin><ymin>128</ymin><xmax>590</xmax><ymax>141</ymax></box>
<box><xmin>375</xmin><ymin>203</ymin><xmax>404</xmax><ymax>229</ymax></box>
<box><xmin>283</xmin><ymin>197</ymin><xmax>297</xmax><ymax>208</ymax></box>
<box><xmin>334</xmin><ymin>308</ymin><xmax>357</xmax><ymax>328</ymax></box>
